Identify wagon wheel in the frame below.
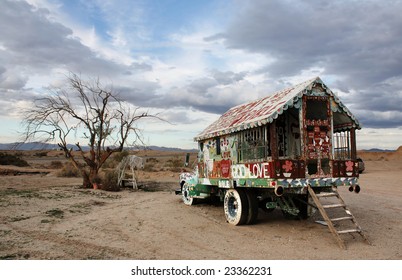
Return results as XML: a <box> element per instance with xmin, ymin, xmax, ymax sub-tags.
<box><xmin>245</xmin><ymin>189</ymin><xmax>259</xmax><ymax>225</ymax></box>
<box><xmin>224</xmin><ymin>188</ymin><xmax>249</xmax><ymax>225</ymax></box>
<box><xmin>182</xmin><ymin>182</ymin><xmax>196</xmax><ymax>206</ymax></box>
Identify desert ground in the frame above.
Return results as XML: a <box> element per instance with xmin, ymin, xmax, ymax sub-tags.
<box><xmin>0</xmin><ymin>148</ymin><xmax>402</xmax><ymax>260</ymax></box>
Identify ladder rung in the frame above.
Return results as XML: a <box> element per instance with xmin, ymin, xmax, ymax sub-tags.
<box><xmin>331</xmin><ymin>216</ymin><xmax>353</xmax><ymax>222</ymax></box>
<box><xmin>316</xmin><ymin>192</ymin><xmax>338</xmax><ymax>198</ymax></box>
<box><xmin>322</xmin><ymin>203</ymin><xmax>345</xmax><ymax>209</ymax></box>
<box><xmin>337</xmin><ymin>229</ymin><xmax>360</xmax><ymax>234</ymax></box>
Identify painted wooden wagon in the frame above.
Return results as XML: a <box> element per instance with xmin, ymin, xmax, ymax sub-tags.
<box><xmin>178</xmin><ymin>77</ymin><xmax>369</xmax><ymax>248</ymax></box>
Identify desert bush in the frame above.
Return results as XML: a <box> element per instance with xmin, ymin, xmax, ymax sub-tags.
<box><xmin>144</xmin><ymin>158</ymin><xmax>158</xmax><ymax>172</ymax></box>
<box><xmin>34</xmin><ymin>151</ymin><xmax>48</xmax><ymax>157</ymax></box>
<box><xmin>112</xmin><ymin>150</ymin><xmax>129</xmax><ymax>163</ymax></box>
<box><xmin>49</xmin><ymin>160</ymin><xmax>63</xmax><ymax>169</ymax></box>
<box><xmin>166</xmin><ymin>157</ymin><xmax>183</xmax><ymax>172</ymax></box>
<box><xmin>146</xmin><ymin>157</ymin><xmax>159</xmax><ymax>163</ymax></box>
<box><xmin>57</xmin><ymin>163</ymin><xmax>81</xmax><ymax>177</ymax></box>
<box><xmin>0</xmin><ymin>152</ymin><xmax>29</xmax><ymax>167</ymax></box>
<box><xmin>143</xmin><ymin>163</ymin><xmax>157</xmax><ymax>172</ymax></box>
<box><xmin>102</xmin><ymin>158</ymin><xmax>117</xmax><ymax>169</ymax></box>
<box><xmin>101</xmin><ymin>170</ymin><xmax>120</xmax><ymax>192</ymax></box>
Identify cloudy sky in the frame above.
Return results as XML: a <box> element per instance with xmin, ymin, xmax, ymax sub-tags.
<box><xmin>1</xmin><ymin>0</ymin><xmax>402</xmax><ymax>150</ymax></box>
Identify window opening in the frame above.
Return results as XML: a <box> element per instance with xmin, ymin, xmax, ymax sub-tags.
<box><xmin>334</xmin><ymin>131</ymin><xmax>351</xmax><ymax>159</ymax></box>
<box><xmin>306</xmin><ymin>99</ymin><xmax>328</xmax><ymax>120</ymax></box>
<box><xmin>216</xmin><ymin>137</ymin><xmax>221</xmax><ymax>155</ymax></box>
<box><xmin>238</xmin><ymin>126</ymin><xmax>270</xmax><ymax>162</ymax></box>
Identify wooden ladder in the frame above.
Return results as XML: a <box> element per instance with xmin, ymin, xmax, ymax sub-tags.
<box><xmin>307</xmin><ymin>185</ymin><xmax>371</xmax><ymax>249</ymax></box>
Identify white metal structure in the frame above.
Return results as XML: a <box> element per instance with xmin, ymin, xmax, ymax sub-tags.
<box><xmin>117</xmin><ymin>155</ymin><xmax>144</xmax><ymax>189</ymax></box>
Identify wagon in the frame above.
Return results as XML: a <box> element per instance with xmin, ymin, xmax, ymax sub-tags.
<box><xmin>178</xmin><ymin>77</ymin><xmax>365</xmax><ymax>235</ymax></box>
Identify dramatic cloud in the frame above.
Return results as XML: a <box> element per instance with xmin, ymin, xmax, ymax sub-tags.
<box><xmin>220</xmin><ymin>0</ymin><xmax>402</xmax><ymax>129</ymax></box>
<box><xmin>0</xmin><ymin>1</ymin><xmax>131</xmax><ymax>80</ymax></box>
<box><xmin>1</xmin><ymin>0</ymin><xmax>401</xmax><ymax>149</ymax></box>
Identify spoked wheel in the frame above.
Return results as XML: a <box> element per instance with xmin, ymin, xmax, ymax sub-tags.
<box><xmin>182</xmin><ymin>182</ymin><xmax>196</xmax><ymax>206</ymax></box>
<box><xmin>224</xmin><ymin>188</ymin><xmax>248</xmax><ymax>225</ymax></box>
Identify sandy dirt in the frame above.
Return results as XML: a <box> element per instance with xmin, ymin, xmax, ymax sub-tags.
<box><xmin>1</xmin><ymin>150</ymin><xmax>402</xmax><ymax>260</ymax></box>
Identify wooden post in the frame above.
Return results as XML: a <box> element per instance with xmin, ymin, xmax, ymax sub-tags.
<box><xmin>350</xmin><ymin>128</ymin><xmax>357</xmax><ymax>160</ymax></box>
<box><xmin>270</xmin><ymin>120</ymin><xmax>278</xmax><ymax>159</ymax></box>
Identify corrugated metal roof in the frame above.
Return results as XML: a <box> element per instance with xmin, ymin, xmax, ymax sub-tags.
<box><xmin>195</xmin><ymin>77</ymin><xmax>360</xmax><ymax>141</ymax></box>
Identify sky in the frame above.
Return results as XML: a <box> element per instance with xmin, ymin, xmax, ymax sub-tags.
<box><xmin>1</xmin><ymin>0</ymin><xmax>402</xmax><ymax>150</ymax></box>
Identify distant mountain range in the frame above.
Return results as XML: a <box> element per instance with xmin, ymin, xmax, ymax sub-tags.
<box><xmin>0</xmin><ymin>142</ymin><xmax>62</xmax><ymax>151</ymax></box>
<box><xmin>361</xmin><ymin>148</ymin><xmax>396</xmax><ymax>152</ymax></box>
<box><xmin>0</xmin><ymin>142</ymin><xmax>197</xmax><ymax>152</ymax></box>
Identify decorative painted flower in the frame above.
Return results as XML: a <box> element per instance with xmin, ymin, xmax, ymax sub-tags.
<box><xmin>282</xmin><ymin>160</ymin><xmax>293</xmax><ymax>172</ymax></box>
<box><xmin>346</xmin><ymin>160</ymin><xmax>354</xmax><ymax>171</ymax></box>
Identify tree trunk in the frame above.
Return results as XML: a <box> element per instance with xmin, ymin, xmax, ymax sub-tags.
<box><xmin>84</xmin><ymin>167</ymin><xmax>100</xmax><ymax>189</ymax></box>
<box><xmin>82</xmin><ymin>172</ymin><xmax>92</xmax><ymax>189</ymax></box>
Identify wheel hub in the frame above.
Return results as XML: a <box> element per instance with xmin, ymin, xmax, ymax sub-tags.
<box><xmin>227</xmin><ymin>196</ymin><xmax>238</xmax><ymax>218</ymax></box>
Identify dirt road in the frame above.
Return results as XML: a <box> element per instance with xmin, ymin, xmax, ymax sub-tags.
<box><xmin>1</xmin><ymin>160</ymin><xmax>402</xmax><ymax>259</ymax></box>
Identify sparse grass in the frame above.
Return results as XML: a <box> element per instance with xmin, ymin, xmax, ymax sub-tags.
<box><xmin>68</xmin><ymin>200</ymin><xmax>106</xmax><ymax>214</ymax></box>
<box><xmin>0</xmin><ymin>230</ymin><xmax>12</xmax><ymax>237</ymax></box>
<box><xmin>0</xmin><ymin>253</ymin><xmax>30</xmax><ymax>260</ymax></box>
<box><xmin>0</xmin><ymin>188</ymin><xmax>78</xmax><ymax>205</ymax></box>
<box><xmin>45</xmin><ymin>208</ymin><xmax>64</xmax><ymax>219</ymax></box>
<box><xmin>69</xmin><ymin>205</ymin><xmax>90</xmax><ymax>214</ymax></box>
<box><xmin>141</xmin><ymin>186</ymin><xmax>159</xmax><ymax>192</ymax></box>
<box><xmin>43</xmin><ymin>191</ymin><xmax>74</xmax><ymax>200</ymax></box>
<box><xmin>75</xmin><ymin>189</ymin><xmax>121</xmax><ymax>199</ymax></box>
<box><xmin>0</xmin><ymin>189</ymin><xmax>42</xmax><ymax>199</ymax></box>
<box><xmin>9</xmin><ymin>215</ymin><xmax>30</xmax><ymax>222</ymax></box>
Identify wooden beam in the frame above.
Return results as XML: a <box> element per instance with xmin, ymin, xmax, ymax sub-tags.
<box><xmin>350</xmin><ymin>128</ymin><xmax>357</xmax><ymax>160</ymax></box>
<box><xmin>269</xmin><ymin>120</ymin><xmax>278</xmax><ymax>159</ymax></box>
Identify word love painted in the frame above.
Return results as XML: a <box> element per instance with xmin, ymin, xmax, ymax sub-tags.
<box><xmin>231</xmin><ymin>162</ymin><xmax>272</xmax><ymax>179</ymax></box>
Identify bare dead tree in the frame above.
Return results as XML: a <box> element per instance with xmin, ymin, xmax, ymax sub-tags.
<box><xmin>22</xmin><ymin>73</ymin><xmax>161</xmax><ymax>188</ymax></box>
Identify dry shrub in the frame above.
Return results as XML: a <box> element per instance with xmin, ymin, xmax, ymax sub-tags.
<box><xmin>49</xmin><ymin>160</ymin><xmax>63</xmax><ymax>169</ymax></box>
<box><xmin>144</xmin><ymin>163</ymin><xmax>157</xmax><ymax>172</ymax></box>
<box><xmin>146</xmin><ymin>157</ymin><xmax>159</xmax><ymax>163</ymax></box>
<box><xmin>142</xmin><ymin>157</ymin><xmax>159</xmax><ymax>172</ymax></box>
<box><xmin>0</xmin><ymin>152</ymin><xmax>29</xmax><ymax>167</ymax></box>
<box><xmin>102</xmin><ymin>158</ymin><xmax>117</xmax><ymax>169</ymax></box>
<box><xmin>34</xmin><ymin>151</ymin><xmax>48</xmax><ymax>157</ymax></box>
<box><xmin>166</xmin><ymin>157</ymin><xmax>183</xmax><ymax>172</ymax></box>
<box><xmin>57</xmin><ymin>163</ymin><xmax>81</xmax><ymax>177</ymax></box>
<box><xmin>101</xmin><ymin>170</ymin><xmax>120</xmax><ymax>192</ymax></box>
<box><xmin>112</xmin><ymin>150</ymin><xmax>129</xmax><ymax>162</ymax></box>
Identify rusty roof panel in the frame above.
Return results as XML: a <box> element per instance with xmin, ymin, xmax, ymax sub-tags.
<box><xmin>195</xmin><ymin>77</ymin><xmax>360</xmax><ymax>141</ymax></box>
